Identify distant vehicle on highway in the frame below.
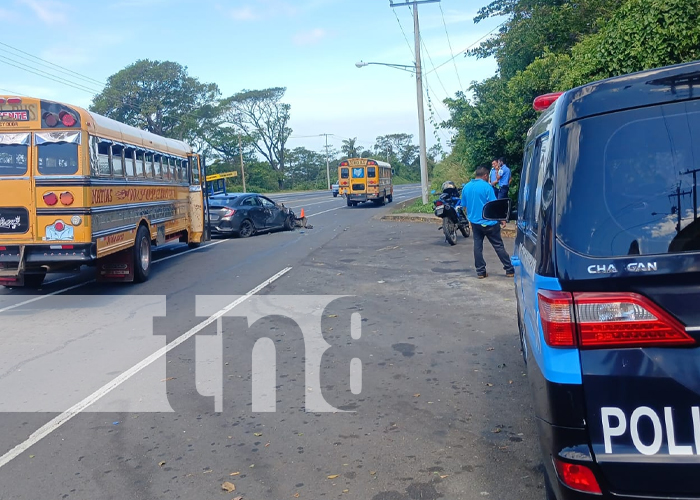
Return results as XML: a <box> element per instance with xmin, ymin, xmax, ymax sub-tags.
<box><xmin>331</xmin><ymin>182</ymin><xmax>339</xmax><ymax>197</ymax></box>
<box><xmin>207</xmin><ymin>193</ymin><xmax>294</xmax><ymax>238</ymax></box>
<box><xmin>338</xmin><ymin>158</ymin><xmax>393</xmax><ymax>206</ymax></box>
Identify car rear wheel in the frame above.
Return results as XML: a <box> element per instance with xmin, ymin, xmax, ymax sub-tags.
<box><xmin>239</xmin><ymin>219</ymin><xmax>254</xmax><ymax>238</ymax></box>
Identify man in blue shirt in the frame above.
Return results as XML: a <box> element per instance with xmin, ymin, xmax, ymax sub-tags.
<box><xmin>489</xmin><ymin>160</ymin><xmax>499</xmax><ymax>198</ymax></box>
<box><xmin>496</xmin><ymin>157</ymin><xmax>511</xmax><ymax>199</ymax></box>
<box><xmin>461</xmin><ymin>165</ymin><xmax>515</xmax><ymax>279</ymax></box>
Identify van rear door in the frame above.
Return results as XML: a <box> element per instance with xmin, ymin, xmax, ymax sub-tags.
<box><xmin>555</xmin><ymin>99</ymin><xmax>700</xmax><ymax>496</ymax></box>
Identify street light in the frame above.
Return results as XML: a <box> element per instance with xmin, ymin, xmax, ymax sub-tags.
<box><xmin>355</xmin><ymin>57</ymin><xmax>430</xmax><ymax>205</ymax></box>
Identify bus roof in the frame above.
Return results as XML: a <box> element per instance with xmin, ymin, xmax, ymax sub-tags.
<box><xmin>0</xmin><ymin>95</ymin><xmax>193</xmax><ymax>157</ymax></box>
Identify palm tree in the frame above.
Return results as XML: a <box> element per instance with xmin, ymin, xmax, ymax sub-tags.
<box><xmin>341</xmin><ymin>137</ymin><xmax>359</xmax><ymax>158</ymax></box>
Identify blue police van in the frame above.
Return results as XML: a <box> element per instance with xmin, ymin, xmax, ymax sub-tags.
<box><xmin>485</xmin><ymin>60</ymin><xmax>700</xmax><ymax>499</ymax></box>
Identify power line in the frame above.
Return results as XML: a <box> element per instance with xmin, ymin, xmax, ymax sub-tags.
<box><xmin>0</xmin><ymin>41</ymin><xmax>106</xmax><ymax>87</ymax></box>
<box><xmin>0</xmin><ymin>55</ymin><xmax>102</xmax><ymax>95</ymax></box>
<box><xmin>0</xmin><ymin>87</ymin><xmax>30</xmax><ymax>97</ymax></box>
<box><xmin>426</xmin><ymin>21</ymin><xmax>506</xmax><ymax>76</ymax></box>
<box><xmin>393</xmin><ymin>8</ymin><xmax>415</xmax><ymax>58</ymax></box>
<box><xmin>420</xmin><ymin>37</ymin><xmax>451</xmax><ymax>99</ymax></box>
<box><xmin>439</xmin><ymin>3</ymin><xmax>463</xmax><ymax>89</ymax></box>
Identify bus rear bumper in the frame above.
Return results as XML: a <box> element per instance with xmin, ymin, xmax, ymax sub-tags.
<box><xmin>0</xmin><ymin>244</ymin><xmax>96</xmax><ymax>266</ymax></box>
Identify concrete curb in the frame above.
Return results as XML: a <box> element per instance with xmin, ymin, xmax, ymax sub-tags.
<box><xmin>380</xmin><ymin>212</ymin><xmax>517</xmax><ymax>238</ymax></box>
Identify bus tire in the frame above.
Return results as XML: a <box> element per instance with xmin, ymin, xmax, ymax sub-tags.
<box><xmin>134</xmin><ymin>225</ymin><xmax>152</xmax><ymax>283</ymax></box>
<box><xmin>346</xmin><ymin>198</ymin><xmax>352</xmax><ymax>207</ymax></box>
<box><xmin>188</xmin><ymin>242</ymin><xmax>201</xmax><ymax>249</ymax></box>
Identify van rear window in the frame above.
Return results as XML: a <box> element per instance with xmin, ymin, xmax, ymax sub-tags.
<box><xmin>556</xmin><ymin>100</ymin><xmax>700</xmax><ymax>257</ymax></box>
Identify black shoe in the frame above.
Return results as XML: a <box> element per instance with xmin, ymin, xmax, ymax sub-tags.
<box><xmin>478</xmin><ymin>273</ymin><xmax>488</xmax><ymax>279</ymax></box>
<box><xmin>506</xmin><ymin>272</ymin><xmax>514</xmax><ymax>278</ymax></box>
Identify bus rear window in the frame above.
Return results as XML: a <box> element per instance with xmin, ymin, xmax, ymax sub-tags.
<box><xmin>340</xmin><ymin>167</ymin><xmax>349</xmax><ymax>179</ymax></box>
<box><xmin>38</xmin><ymin>143</ymin><xmax>79</xmax><ymax>175</ymax></box>
<box><xmin>0</xmin><ymin>144</ymin><xmax>28</xmax><ymax>176</ymax></box>
<box><xmin>352</xmin><ymin>167</ymin><xmax>365</xmax><ymax>178</ymax></box>
<box><xmin>367</xmin><ymin>166</ymin><xmax>376</xmax><ymax>177</ymax></box>
<box><xmin>557</xmin><ymin>100</ymin><xmax>700</xmax><ymax>256</ymax></box>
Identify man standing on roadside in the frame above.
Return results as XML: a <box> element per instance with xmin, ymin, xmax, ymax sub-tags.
<box><xmin>489</xmin><ymin>159</ymin><xmax>499</xmax><ymax>197</ymax></box>
<box><xmin>461</xmin><ymin>165</ymin><xmax>515</xmax><ymax>279</ymax></box>
<box><xmin>496</xmin><ymin>157</ymin><xmax>511</xmax><ymax>199</ymax></box>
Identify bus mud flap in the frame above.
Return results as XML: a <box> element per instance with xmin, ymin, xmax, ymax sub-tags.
<box><xmin>96</xmin><ymin>249</ymin><xmax>134</xmax><ymax>283</ymax></box>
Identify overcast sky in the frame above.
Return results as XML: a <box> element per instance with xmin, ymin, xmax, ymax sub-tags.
<box><xmin>1</xmin><ymin>0</ymin><xmax>503</xmax><ymax>155</ymax></box>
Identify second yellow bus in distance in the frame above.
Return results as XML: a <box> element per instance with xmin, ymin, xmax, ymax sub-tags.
<box><xmin>338</xmin><ymin>158</ymin><xmax>393</xmax><ymax>207</ymax></box>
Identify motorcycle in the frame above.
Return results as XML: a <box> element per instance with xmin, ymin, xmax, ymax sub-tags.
<box><xmin>433</xmin><ymin>183</ymin><xmax>471</xmax><ymax>246</ymax></box>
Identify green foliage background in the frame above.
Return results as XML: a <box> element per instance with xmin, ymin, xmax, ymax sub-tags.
<box><xmin>438</xmin><ymin>0</ymin><xmax>700</xmax><ymax>204</ymax></box>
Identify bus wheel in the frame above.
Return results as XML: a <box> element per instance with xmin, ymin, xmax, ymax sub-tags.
<box><xmin>188</xmin><ymin>242</ymin><xmax>201</xmax><ymax>249</ymax></box>
<box><xmin>23</xmin><ymin>271</ymin><xmax>46</xmax><ymax>289</ymax></box>
<box><xmin>346</xmin><ymin>198</ymin><xmax>352</xmax><ymax>207</ymax></box>
<box><xmin>134</xmin><ymin>225</ymin><xmax>152</xmax><ymax>283</ymax></box>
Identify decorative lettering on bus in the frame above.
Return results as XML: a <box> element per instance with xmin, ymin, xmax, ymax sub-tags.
<box><xmin>102</xmin><ymin>233</ymin><xmax>126</xmax><ymax>245</ymax></box>
<box><xmin>0</xmin><ymin>110</ymin><xmax>29</xmax><ymax>121</ymax></box>
<box><xmin>114</xmin><ymin>187</ymin><xmax>177</xmax><ymax>203</ymax></box>
<box><xmin>92</xmin><ymin>188</ymin><xmax>113</xmax><ymax>204</ymax></box>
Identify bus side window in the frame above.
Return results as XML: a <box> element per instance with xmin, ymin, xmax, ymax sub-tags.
<box><xmin>153</xmin><ymin>154</ymin><xmax>162</xmax><ymax>178</ymax></box>
<box><xmin>367</xmin><ymin>166</ymin><xmax>376</xmax><ymax>177</ymax></box>
<box><xmin>124</xmin><ymin>147</ymin><xmax>136</xmax><ymax>177</ymax></box>
<box><xmin>192</xmin><ymin>157</ymin><xmax>200</xmax><ymax>185</ymax></box>
<box><xmin>111</xmin><ymin>144</ymin><xmax>124</xmax><ymax>177</ymax></box>
<box><xmin>183</xmin><ymin>159</ymin><xmax>189</xmax><ymax>183</ymax></box>
<box><xmin>163</xmin><ymin>157</ymin><xmax>172</xmax><ymax>181</ymax></box>
<box><xmin>145</xmin><ymin>152</ymin><xmax>154</xmax><ymax>178</ymax></box>
<box><xmin>340</xmin><ymin>168</ymin><xmax>349</xmax><ymax>178</ymax></box>
<box><xmin>135</xmin><ymin>150</ymin><xmax>146</xmax><ymax>177</ymax></box>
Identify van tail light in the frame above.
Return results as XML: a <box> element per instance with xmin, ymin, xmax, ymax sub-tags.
<box><xmin>538</xmin><ymin>290</ymin><xmax>576</xmax><ymax>347</ymax></box>
<box><xmin>538</xmin><ymin>291</ymin><xmax>694</xmax><ymax>349</ymax></box>
<box><xmin>553</xmin><ymin>458</ymin><xmax>602</xmax><ymax>494</ymax></box>
<box><xmin>574</xmin><ymin>292</ymin><xmax>694</xmax><ymax>349</ymax></box>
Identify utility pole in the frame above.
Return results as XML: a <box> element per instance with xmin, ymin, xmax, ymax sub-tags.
<box><xmin>320</xmin><ymin>133</ymin><xmax>332</xmax><ymax>190</ymax></box>
<box><xmin>681</xmin><ymin>167</ymin><xmax>700</xmax><ymax>220</ymax></box>
<box><xmin>668</xmin><ymin>184</ymin><xmax>693</xmax><ymax>233</ymax></box>
<box><xmin>238</xmin><ymin>133</ymin><xmax>246</xmax><ymax>193</ymax></box>
<box><xmin>390</xmin><ymin>0</ymin><xmax>439</xmax><ymax>205</ymax></box>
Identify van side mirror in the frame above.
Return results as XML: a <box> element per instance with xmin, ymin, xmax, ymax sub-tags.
<box><xmin>482</xmin><ymin>199</ymin><xmax>511</xmax><ymax>221</ymax></box>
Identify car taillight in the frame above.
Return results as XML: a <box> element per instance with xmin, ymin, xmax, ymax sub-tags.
<box><xmin>553</xmin><ymin>458</ymin><xmax>602</xmax><ymax>494</ymax></box>
<box><xmin>574</xmin><ymin>292</ymin><xmax>693</xmax><ymax>349</ymax></box>
<box><xmin>538</xmin><ymin>290</ymin><xmax>576</xmax><ymax>347</ymax></box>
<box><xmin>222</xmin><ymin>208</ymin><xmax>235</xmax><ymax>217</ymax></box>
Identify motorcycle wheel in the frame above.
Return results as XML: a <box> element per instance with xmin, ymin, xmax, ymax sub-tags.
<box><xmin>443</xmin><ymin>218</ymin><xmax>457</xmax><ymax>246</ymax></box>
<box><xmin>460</xmin><ymin>223</ymin><xmax>470</xmax><ymax>238</ymax></box>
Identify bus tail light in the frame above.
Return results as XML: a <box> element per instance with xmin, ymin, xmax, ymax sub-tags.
<box><xmin>553</xmin><ymin>458</ymin><xmax>602</xmax><ymax>494</ymax></box>
<box><xmin>574</xmin><ymin>293</ymin><xmax>694</xmax><ymax>349</ymax></box>
<box><xmin>42</xmin><ymin>112</ymin><xmax>59</xmax><ymax>127</ymax></box>
<box><xmin>43</xmin><ymin>192</ymin><xmax>58</xmax><ymax>206</ymax></box>
<box><xmin>6</xmin><ymin>97</ymin><xmax>21</xmax><ymax>104</ymax></box>
<box><xmin>59</xmin><ymin>111</ymin><xmax>77</xmax><ymax>127</ymax></box>
<box><xmin>340</xmin><ymin>161</ymin><xmax>349</xmax><ymax>166</ymax></box>
<box><xmin>538</xmin><ymin>290</ymin><xmax>576</xmax><ymax>347</ymax></box>
<box><xmin>60</xmin><ymin>191</ymin><xmax>74</xmax><ymax>205</ymax></box>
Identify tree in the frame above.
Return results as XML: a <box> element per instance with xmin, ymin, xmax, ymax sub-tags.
<box><xmin>341</xmin><ymin>137</ymin><xmax>359</xmax><ymax>158</ymax></box>
<box><xmin>221</xmin><ymin>88</ymin><xmax>292</xmax><ymax>189</ymax></box>
<box><xmin>90</xmin><ymin>60</ymin><xmax>219</xmax><ymax>142</ymax></box>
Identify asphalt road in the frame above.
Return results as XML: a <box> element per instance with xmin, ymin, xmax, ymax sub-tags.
<box><xmin>0</xmin><ymin>184</ymin><xmax>544</xmax><ymax>500</ymax></box>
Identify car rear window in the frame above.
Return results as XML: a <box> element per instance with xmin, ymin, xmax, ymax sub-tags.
<box><xmin>556</xmin><ymin>99</ymin><xmax>700</xmax><ymax>257</ymax></box>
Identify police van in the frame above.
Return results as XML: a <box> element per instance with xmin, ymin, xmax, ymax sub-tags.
<box><xmin>484</xmin><ymin>60</ymin><xmax>700</xmax><ymax>499</ymax></box>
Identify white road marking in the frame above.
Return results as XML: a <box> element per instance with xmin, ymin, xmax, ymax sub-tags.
<box><xmin>0</xmin><ymin>266</ymin><xmax>293</xmax><ymax>469</ymax></box>
<box><xmin>0</xmin><ymin>240</ymin><xmax>231</xmax><ymax>313</ymax></box>
<box><xmin>307</xmin><ymin>206</ymin><xmax>345</xmax><ymax>217</ymax></box>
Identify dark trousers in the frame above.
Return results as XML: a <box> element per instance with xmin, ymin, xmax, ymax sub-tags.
<box><xmin>497</xmin><ymin>186</ymin><xmax>509</xmax><ymax>199</ymax></box>
<box><xmin>472</xmin><ymin>223</ymin><xmax>514</xmax><ymax>276</ymax></box>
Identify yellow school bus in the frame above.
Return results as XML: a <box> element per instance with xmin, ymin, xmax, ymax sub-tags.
<box><xmin>338</xmin><ymin>158</ymin><xmax>393</xmax><ymax>207</ymax></box>
<box><xmin>0</xmin><ymin>95</ymin><xmax>205</xmax><ymax>287</ymax></box>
